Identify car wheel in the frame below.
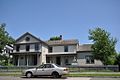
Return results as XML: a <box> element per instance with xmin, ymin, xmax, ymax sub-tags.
<box><xmin>52</xmin><ymin>72</ymin><xmax>59</xmax><ymax>78</ymax></box>
<box><xmin>26</xmin><ymin>72</ymin><xmax>32</xmax><ymax>78</ymax></box>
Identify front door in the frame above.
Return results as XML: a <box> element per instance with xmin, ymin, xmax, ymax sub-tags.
<box><xmin>19</xmin><ymin>56</ymin><xmax>25</xmax><ymax>66</ymax></box>
<box><xmin>56</xmin><ymin>57</ymin><xmax>61</xmax><ymax>65</ymax></box>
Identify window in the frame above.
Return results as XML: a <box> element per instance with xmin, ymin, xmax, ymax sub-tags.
<box><xmin>44</xmin><ymin>64</ymin><xmax>54</xmax><ymax>68</ymax></box>
<box><xmin>65</xmin><ymin>59</ymin><xmax>69</xmax><ymax>65</ymax></box>
<box><xmin>20</xmin><ymin>56</ymin><xmax>24</xmax><ymax>59</ymax></box>
<box><xmin>85</xmin><ymin>55</ymin><xmax>94</xmax><ymax>64</ymax></box>
<box><xmin>35</xmin><ymin>44</ymin><xmax>39</xmax><ymax>51</ymax></box>
<box><xmin>26</xmin><ymin>44</ymin><xmax>30</xmax><ymax>51</ymax></box>
<box><xmin>64</xmin><ymin>46</ymin><xmax>68</xmax><ymax>52</ymax></box>
<box><xmin>49</xmin><ymin>47</ymin><xmax>52</xmax><ymax>53</ymax></box>
<box><xmin>25</xmin><ymin>37</ymin><xmax>30</xmax><ymax>41</ymax></box>
<box><xmin>16</xmin><ymin>45</ymin><xmax>20</xmax><ymax>52</ymax></box>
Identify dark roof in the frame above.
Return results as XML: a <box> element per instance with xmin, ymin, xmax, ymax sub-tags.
<box><xmin>15</xmin><ymin>32</ymin><xmax>48</xmax><ymax>45</ymax></box>
<box><xmin>46</xmin><ymin>39</ymin><xmax>79</xmax><ymax>46</ymax></box>
<box><xmin>77</xmin><ymin>44</ymin><xmax>92</xmax><ymax>52</ymax></box>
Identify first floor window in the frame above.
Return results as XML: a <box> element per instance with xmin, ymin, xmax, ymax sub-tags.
<box><xmin>65</xmin><ymin>59</ymin><xmax>69</xmax><ymax>65</ymax></box>
<box><xmin>85</xmin><ymin>55</ymin><xmax>94</xmax><ymax>64</ymax></box>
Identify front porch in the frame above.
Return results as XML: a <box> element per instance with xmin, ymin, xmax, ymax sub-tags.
<box><xmin>13</xmin><ymin>53</ymin><xmax>40</xmax><ymax>66</ymax></box>
<box><xmin>46</xmin><ymin>54</ymin><xmax>77</xmax><ymax>66</ymax></box>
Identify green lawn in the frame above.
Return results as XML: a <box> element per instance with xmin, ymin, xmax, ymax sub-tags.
<box><xmin>0</xmin><ymin>72</ymin><xmax>21</xmax><ymax>76</ymax></box>
<box><xmin>67</xmin><ymin>73</ymin><xmax>120</xmax><ymax>77</ymax></box>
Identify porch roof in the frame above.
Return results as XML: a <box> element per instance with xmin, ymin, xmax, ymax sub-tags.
<box><xmin>10</xmin><ymin>51</ymin><xmax>41</xmax><ymax>55</ymax></box>
<box><xmin>46</xmin><ymin>52</ymin><xmax>76</xmax><ymax>55</ymax></box>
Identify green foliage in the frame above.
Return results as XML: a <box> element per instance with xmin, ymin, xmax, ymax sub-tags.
<box><xmin>0</xmin><ymin>23</ymin><xmax>15</xmax><ymax>66</ymax></box>
<box><xmin>114</xmin><ymin>53</ymin><xmax>120</xmax><ymax>65</ymax></box>
<box><xmin>88</xmin><ymin>27</ymin><xmax>117</xmax><ymax>65</ymax></box>
<box><xmin>50</xmin><ymin>36</ymin><xmax>61</xmax><ymax>40</ymax></box>
<box><xmin>0</xmin><ymin>54</ymin><xmax>8</xmax><ymax>66</ymax></box>
<box><xmin>0</xmin><ymin>23</ymin><xmax>15</xmax><ymax>53</ymax></box>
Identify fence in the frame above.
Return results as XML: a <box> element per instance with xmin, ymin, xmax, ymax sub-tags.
<box><xmin>0</xmin><ymin>66</ymin><xmax>35</xmax><ymax>72</ymax></box>
<box><xmin>0</xmin><ymin>65</ymin><xmax>119</xmax><ymax>72</ymax></box>
<box><xmin>68</xmin><ymin>65</ymin><xmax>119</xmax><ymax>72</ymax></box>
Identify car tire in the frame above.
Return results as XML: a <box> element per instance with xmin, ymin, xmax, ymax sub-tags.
<box><xmin>52</xmin><ymin>72</ymin><xmax>59</xmax><ymax>78</ymax></box>
<box><xmin>26</xmin><ymin>72</ymin><xmax>32</xmax><ymax>78</ymax></box>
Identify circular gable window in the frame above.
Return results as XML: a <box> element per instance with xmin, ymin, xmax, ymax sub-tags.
<box><xmin>25</xmin><ymin>37</ymin><xmax>30</xmax><ymax>41</ymax></box>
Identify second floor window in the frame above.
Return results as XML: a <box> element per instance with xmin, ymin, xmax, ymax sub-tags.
<box><xmin>26</xmin><ymin>44</ymin><xmax>30</xmax><ymax>51</ymax></box>
<box><xmin>49</xmin><ymin>47</ymin><xmax>52</xmax><ymax>53</ymax></box>
<box><xmin>16</xmin><ymin>45</ymin><xmax>20</xmax><ymax>52</ymax></box>
<box><xmin>64</xmin><ymin>46</ymin><xmax>68</xmax><ymax>52</ymax></box>
<box><xmin>35</xmin><ymin>44</ymin><xmax>39</xmax><ymax>51</ymax></box>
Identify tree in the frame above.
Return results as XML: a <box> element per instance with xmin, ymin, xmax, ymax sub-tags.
<box><xmin>0</xmin><ymin>23</ymin><xmax>15</xmax><ymax>66</ymax></box>
<box><xmin>114</xmin><ymin>53</ymin><xmax>120</xmax><ymax>65</ymax></box>
<box><xmin>49</xmin><ymin>35</ymin><xmax>62</xmax><ymax>41</ymax></box>
<box><xmin>0</xmin><ymin>23</ymin><xmax>15</xmax><ymax>52</ymax></box>
<box><xmin>88</xmin><ymin>27</ymin><xmax>117</xmax><ymax>65</ymax></box>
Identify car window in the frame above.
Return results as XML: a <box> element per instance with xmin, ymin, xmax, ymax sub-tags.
<box><xmin>38</xmin><ymin>65</ymin><xmax>44</xmax><ymax>68</ymax></box>
<box><xmin>44</xmin><ymin>64</ymin><xmax>54</xmax><ymax>68</ymax></box>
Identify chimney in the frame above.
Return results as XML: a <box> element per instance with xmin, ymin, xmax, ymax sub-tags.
<box><xmin>60</xmin><ymin>35</ymin><xmax>62</xmax><ymax>40</ymax></box>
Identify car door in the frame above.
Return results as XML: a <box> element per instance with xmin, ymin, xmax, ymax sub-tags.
<box><xmin>42</xmin><ymin>64</ymin><xmax>55</xmax><ymax>75</ymax></box>
<box><xmin>34</xmin><ymin>65</ymin><xmax>45</xmax><ymax>75</ymax></box>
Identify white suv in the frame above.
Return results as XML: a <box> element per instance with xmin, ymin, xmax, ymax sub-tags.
<box><xmin>22</xmin><ymin>63</ymin><xmax>69</xmax><ymax>78</ymax></box>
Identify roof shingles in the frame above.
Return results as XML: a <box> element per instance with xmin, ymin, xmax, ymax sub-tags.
<box><xmin>77</xmin><ymin>44</ymin><xmax>92</xmax><ymax>52</ymax></box>
<box><xmin>46</xmin><ymin>39</ymin><xmax>79</xmax><ymax>46</ymax></box>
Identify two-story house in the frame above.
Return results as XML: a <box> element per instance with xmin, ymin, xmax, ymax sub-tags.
<box><xmin>46</xmin><ymin>39</ymin><xmax>79</xmax><ymax>66</ymax></box>
<box><xmin>11</xmin><ymin>32</ymin><xmax>48</xmax><ymax>66</ymax></box>
<box><xmin>11</xmin><ymin>32</ymin><xmax>102</xmax><ymax>66</ymax></box>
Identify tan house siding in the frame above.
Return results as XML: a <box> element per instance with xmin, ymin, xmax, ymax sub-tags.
<box><xmin>53</xmin><ymin>46</ymin><xmax>64</xmax><ymax>52</ymax></box>
<box><xmin>68</xmin><ymin>45</ymin><xmax>77</xmax><ymax>52</ymax></box>
<box><xmin>77</xmin><ymin>52</ymin><xmax>103</xmax><ymax>66</ymax></box>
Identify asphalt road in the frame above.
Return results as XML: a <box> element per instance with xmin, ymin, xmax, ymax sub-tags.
<box><xmin>0</xmin><ymin>76</ymin><xmax>120</xmax><ymax>80</ymax></box>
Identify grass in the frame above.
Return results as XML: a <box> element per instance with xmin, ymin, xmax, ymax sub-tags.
<box><xmin>67</xmin><ymin>73</ymin><xmax>120</xmax><ymax>77</ymax></box>
<box><xmin>0</xmin><ymin>72</ymin><xmax>21</xmax><ymax>76</ymax></box>
<box><xmin>69</xmin><ymin>68</ymin><xmax>115</xmax><ymax>72</ymax></box>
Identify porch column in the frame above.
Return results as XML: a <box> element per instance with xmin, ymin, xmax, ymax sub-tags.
<box><xmin>27</xmin><ymin>55</ymin><xmax>29</xmax><ymax>66</ymax></box>
<box><xmin>17</xmin><ymin>55</ymin><xmax>20</xmax><ymax>66</ymax></box>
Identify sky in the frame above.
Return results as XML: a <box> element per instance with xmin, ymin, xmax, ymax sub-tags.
<box><xmin>0</xmin><ymin>0</ymin><xmax>120</xmax><ymax>52</ymax></box>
